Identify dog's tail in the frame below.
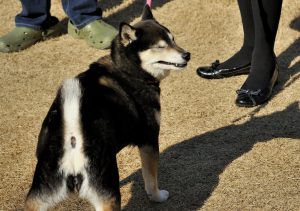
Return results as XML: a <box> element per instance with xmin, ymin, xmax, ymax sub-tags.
<box><xmin>61</xmin><ymin>78</ymin><xmax>84</xmax><ymax>157</ymax></box>
<box><xmin>60</xmin><ymin>78</ymin><xmax>87</xmax><ymax>192</ymax></box>
<box><xmin>61</xmin><ymin>78</ymin><xmax>82</xmax><ymax>139</ymax></box>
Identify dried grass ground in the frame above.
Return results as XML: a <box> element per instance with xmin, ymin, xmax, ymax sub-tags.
<box><xmin>0</xmin><ymin>0</ymin><xmax>299</xmax><ymax>210</ymax></box>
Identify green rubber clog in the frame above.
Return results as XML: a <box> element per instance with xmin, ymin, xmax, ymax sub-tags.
<box><xmin>68</xmin><ymin>19</ymin><xmax>118</xmax><ymax>49</ymax></box>
<box><xmin>0</xmin><ymin>17</ymin><xmax>61</xmax><ymax>53</ymax></box>
<box><xmin>0</xmin><ymin>27</ymin><xmax>43</xmax><ymax>53</ymax></box>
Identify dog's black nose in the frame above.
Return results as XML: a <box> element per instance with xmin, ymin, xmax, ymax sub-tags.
<box><xmin>182</xmin><ymin>52</ymin><xmax>191</xmax><ymax>61</ymax></box>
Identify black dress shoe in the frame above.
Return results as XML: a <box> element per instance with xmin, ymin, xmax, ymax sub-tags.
<box><xmin>196</xmin><ymin>60</ymin><xmax>251</xmax><ymax>79</ymax></box>
<box><xmin>235</xmin><ymin>63</ymin><xmax>279</xmax><ymax>107</ymax></box>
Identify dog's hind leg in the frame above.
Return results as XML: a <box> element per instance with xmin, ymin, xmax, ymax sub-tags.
<box><xmin>83</xmin><ymin>192</ymin><xmax>120</xmax><ymax>211</ymax></box>
<box><xmin>25</xmin><ymin>162</ymin><xmax>67</xmax><ymax>211</ymax></box>
<box><xmin>139</xmin><ymin>145</ymin><xmax>169</xmax><ymax>202</ymax></box>
<box><xmin>25</xmin><ymin>186</ymin><xmax>67</xmax><ymax>211</ymax></box>
<box><xmin>25</xmin><ymin>183</ymin><xmax>67</xmax><ymax>211</ymax></box>
<box><xmin>80</xmin><ymin>154</ymin><xmax>121</xmax><ymax>211</ymax></box>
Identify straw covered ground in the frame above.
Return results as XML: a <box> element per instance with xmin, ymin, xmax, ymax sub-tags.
<box><xmin>0</xmin><ymin>0</ymin><xmax>299</xmax><ymax>210</ymax></box>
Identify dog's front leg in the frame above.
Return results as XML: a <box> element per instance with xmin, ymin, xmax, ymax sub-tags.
<box><xmin>138</xmin><ymin>145</ymin><xmax>169</xmax><ymax>202</ymax></box>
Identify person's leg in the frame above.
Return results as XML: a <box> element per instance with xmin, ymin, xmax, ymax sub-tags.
<box><xmin>15</xmin><ymin>0</ymin><xmax>51</xmax><ymax>30</ymax></box>
<box><xmin>217</xmin><ymin>0</ymin><xmax>254</xmax><ymax>69</ymax></box>
<box><xmin>62</xmin><ymin>0</ymin><xmax>100</xmax><ymax>29</ymax></box>
<box><xmin>0</xmin><ymin>0</ymin><xmax>61</xmax><ymax>53</ymax></box>
<box><xmin>196</xmin><ymin>0</ymin><xmax>254</xmax><ymax>79</ymax></box>
<box><xmin>236</xmin><ymin>0</ymin><xmax>282</xmax><ymax>107</ymax></box>
<box><xmin>241</xmin><ymin>0</ymin><xmax>282</xmax><ymax>90</ymax></box>
<box><xmin>62</xmin><ymin>0</ymin><xmax>118</xmax><ymax>49</ymax></box>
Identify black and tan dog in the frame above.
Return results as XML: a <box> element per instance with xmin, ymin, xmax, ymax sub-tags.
<box><xmin>25</xmin><ymin>5</ymin><xmax>190</xmax><ymax>211</ymax></box>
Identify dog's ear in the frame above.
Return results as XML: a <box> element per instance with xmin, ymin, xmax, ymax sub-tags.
<box><xmin>119</xmin><ymin>22</ymin><xmax>138</xmax><ymax>46</ymax></box>
<box><xmin>142</xmin><ymin>4</ymin><xmax>154</xmax><ymax>20</ymax></box>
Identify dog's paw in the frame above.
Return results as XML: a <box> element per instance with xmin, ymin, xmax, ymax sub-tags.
<box><xmin>148</xmin><ymin>190</ymin><xmax>169</xmax><ymax>202</ymax></box>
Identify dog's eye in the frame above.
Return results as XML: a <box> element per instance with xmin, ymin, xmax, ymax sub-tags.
<box><xmin>153</xmin><ymin>45</ymin><xmax>167</xmax><ymax>49</ymax></box>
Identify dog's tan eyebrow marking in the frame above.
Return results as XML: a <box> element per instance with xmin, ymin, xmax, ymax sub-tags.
<box><xmin>154</xmin><ymin>40</ymin><xmax>167</xmax><ymax>48</ymax></box>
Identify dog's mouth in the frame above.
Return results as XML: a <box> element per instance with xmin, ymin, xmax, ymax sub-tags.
<box><xmin>157</xmin><ymin>61</ymin><xmax>187</xmax><ymax>68</ymax></box>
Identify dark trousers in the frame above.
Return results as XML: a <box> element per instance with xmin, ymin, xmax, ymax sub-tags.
<box><xmin>15</xmin><ymin>0</ymin><xmax>102</xmax><ymax>29</ymax></box>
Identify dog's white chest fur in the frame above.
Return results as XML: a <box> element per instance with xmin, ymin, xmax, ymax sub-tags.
<box><xmin>59</xmin><ymin>78</ymin><xmax>88</xmax><ymax>175</ymax></box>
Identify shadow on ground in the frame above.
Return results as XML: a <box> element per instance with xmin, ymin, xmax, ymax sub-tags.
<box><xmin>119</xmin><ymin>16</ymin><xmax>300</xmax><ymax>211</ymax></box>
<box><xmin>121</xmin><ymin>101</ymin><xmax>300</xmax><ymax>210</ymax></box>
<box><xmin>276</xmin><ymin>15</ymin><xmax>300</xmax><ymax>91</ymax></box>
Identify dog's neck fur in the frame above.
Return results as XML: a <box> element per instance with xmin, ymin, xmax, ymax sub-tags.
<box><xmin>111</xmin><ymin>37</ymin><xmax>139</xmax><ymax>70</ymax></box>
<box><xmin>110</xmin><ymin>37</ymin><xmax>160</xmax><ymax>86</ymax></box>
